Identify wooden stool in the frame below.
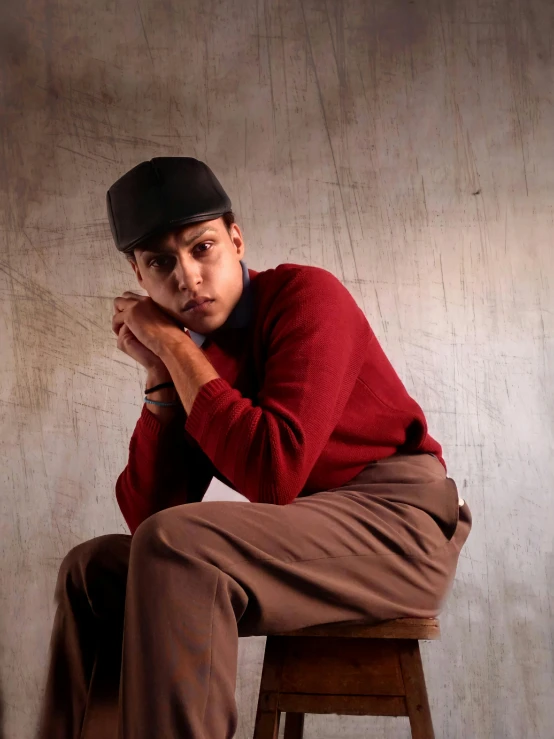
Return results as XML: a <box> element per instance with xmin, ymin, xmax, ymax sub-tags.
<box><xmin>253</xmin><ymin>617</ymin><xmax>439</xmax><ymax>739</ymax></box>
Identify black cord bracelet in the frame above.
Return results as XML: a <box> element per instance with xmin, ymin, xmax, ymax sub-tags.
<box><xmin>144</xmin><ymin>381</ymin><xmax>175</xmax><ymax>395</ymax></box>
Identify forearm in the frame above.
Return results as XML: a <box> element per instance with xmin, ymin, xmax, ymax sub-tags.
<box><xmin>158</xmin><ymin>335</ymin><xmax>220</xmax><ymax>415</ymax></box>
<box><xmin>117</xmin><ymin>355</ymin><xmax>214</xmax><ymax>532</ymax></box>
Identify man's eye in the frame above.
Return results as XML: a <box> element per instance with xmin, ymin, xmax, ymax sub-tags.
<box><xmin>195</xmin><ymin>242</ymin><xmax>212</xmax><ymax>254</ymax></box>
<box><xmin>149</xmin><ymin>257</ymin><xmax>171</xmax><ymax>268</ymax></box>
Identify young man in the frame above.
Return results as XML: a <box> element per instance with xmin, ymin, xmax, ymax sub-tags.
<box><xmin>37</xmin><ymin>157</ymin><xmax>471</xmax><ymax>739</ymax></box>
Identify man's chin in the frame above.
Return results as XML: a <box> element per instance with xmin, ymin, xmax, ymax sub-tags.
<box><xmin>182</xmin><ymin>313</ymin><xmax>225</xmax><ymax>335</ymax></box>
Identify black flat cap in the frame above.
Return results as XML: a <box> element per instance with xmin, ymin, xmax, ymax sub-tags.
<box><xmin>106</xmin><ymin>157</ymin><xmax>232</xmax><ymax>253</ymax></box>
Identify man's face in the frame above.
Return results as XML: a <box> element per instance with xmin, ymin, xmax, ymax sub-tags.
<box><xmin>129</xmin><ymin>217</ymin><xmax>246</xmax><ymax>335</ymax></box>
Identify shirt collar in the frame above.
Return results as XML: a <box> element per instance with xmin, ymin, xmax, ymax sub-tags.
<box><xmin>187</xmin><ymin>260</ymin><xmax>252</xmax><ymax>348</ymax></box>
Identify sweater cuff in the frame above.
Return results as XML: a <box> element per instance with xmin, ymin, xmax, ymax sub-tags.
<box><xmin>138</xmin><ymin>403</ymin><xmax>164</xmax><ymax>437</ymax></box>
<box><xmin>139</xmin><ymin>403</ymin><xmax>185</xmax><ymax>438</ymax></box>
<box><xmin>185</xmin><ymin>377</ymin><xmax>232</xmax><ymax>443</ymax></box>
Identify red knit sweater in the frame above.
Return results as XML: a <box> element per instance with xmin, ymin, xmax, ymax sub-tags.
<box><xmin>116</xmin><ymin>263</ymin><xmax>443</xmax><ymax>533</ymax></box>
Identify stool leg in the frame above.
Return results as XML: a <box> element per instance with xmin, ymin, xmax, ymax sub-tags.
<box><xmin>399</xmin><ymin>641</ymin><xmax>435</xmax><ymax>739</ymax></box>
<box><xmin>253</xmin><ymin>709</ymin><xmax>281</xmax><ymax>739</ymax></box>
<box><xmin>253</xmin><ymin>637</ymin><xmax>284</xmax><ymax>739</ymax></box>
<box><xmin>284</xmin><ymin>712</ymin><xmax>305</xmax><ymax>739</ymax></box>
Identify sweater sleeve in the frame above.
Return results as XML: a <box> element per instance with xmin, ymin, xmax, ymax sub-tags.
<box><xmin>116</xmin><ymin>404</ymin><xmax>214</xmax><ymax>533</ymax></box>
<box><xmin>184</xmin><ymin>267</ymin><xmax>369</xmax><ymax>506</ymax></box>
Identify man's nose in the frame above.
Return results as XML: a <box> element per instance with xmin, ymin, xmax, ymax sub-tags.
<box><xmin>175</xmin><ymin>259</ymin><xmax>201</xmax><ymax>292</ymax></box>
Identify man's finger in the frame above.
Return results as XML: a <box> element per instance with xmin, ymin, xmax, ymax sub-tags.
<box><xmin>113</xmin><ymin>296</ymin><xmax>130</xmax><ymax>312</ymax></box>
<box><xmin>122</xmin><ymin>291</ymin><xmax>145</xmax><ymax>299</ymax></box>
<box><xmin>112</xmin><ymin>312</ymin><xmax>126</xmax><ymax>334</ymax></box>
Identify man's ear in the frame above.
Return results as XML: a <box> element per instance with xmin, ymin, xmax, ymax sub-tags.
<box><xmin>230</xmin><ymin>223</ymin><xmax>245</xmax><ymax>259</ymax></box>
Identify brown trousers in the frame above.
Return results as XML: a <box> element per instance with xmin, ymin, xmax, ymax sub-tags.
<box><xmin>36</xmin><ymin>453</ymin><xmax>471</xmax><ymax>739</ymax></box>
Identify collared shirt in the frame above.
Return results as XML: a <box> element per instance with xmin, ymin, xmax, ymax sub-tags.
<box><xmin>187</xmin><ymin>260</ymin><xmax>252</xmax><ymax>347</ymax></box>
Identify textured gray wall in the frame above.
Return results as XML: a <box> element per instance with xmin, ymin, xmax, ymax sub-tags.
<box><xmin>1</xmin><ymin>0</ymin><xmax>553</xmax><ymax>737</ymax></box>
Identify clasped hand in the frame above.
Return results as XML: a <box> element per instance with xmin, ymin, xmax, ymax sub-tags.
<box><xmin>112</xmin><ymin>292</ymin><xmax>187</xmax><ymax>366</ymax></box>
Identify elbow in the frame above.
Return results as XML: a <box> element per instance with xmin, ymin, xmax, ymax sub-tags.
<box><xmin>262</xmin><ymin>432</ymin><xmax>312</xmax><ymax>505</ymax></box>
<box><xmin>245</xmin><ymin>463</ymin><xmax>306</xmax><ymax>506</ymax></box>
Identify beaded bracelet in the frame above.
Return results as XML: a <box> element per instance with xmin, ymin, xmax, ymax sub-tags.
<box><xmin>144</xmin><ymin>397</ymin><xmax>180</xmax><ymax>408</ymax></box>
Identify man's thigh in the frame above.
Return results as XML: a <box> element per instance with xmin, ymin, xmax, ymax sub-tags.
<box><xmin>134</xmin><ymin>479</ymin><xmax>462</xmax><ymax>635</ymax></box>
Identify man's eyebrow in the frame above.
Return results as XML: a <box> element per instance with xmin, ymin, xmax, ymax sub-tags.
<box><xmin>182</xmin><ymin>225</ymin><xmax>217</xmax><ymax>246</ymax></box>
<box><xmin>139</xmin><ymin>244</ymin><xmax>170</xmax><ymax>257</ymax></box>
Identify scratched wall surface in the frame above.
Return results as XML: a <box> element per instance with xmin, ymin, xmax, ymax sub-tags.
<box><xmin>1</xmin><ymin>0</ymin><xmax>553</xmax><ymax>737</ymax></box>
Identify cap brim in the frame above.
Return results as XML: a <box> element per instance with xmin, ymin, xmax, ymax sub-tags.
<box><xmin>121</xmin><ymin>210</ymin><xmax>229</xmax><ymax>253</ymax></box>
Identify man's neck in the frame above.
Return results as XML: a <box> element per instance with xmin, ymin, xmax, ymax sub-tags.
<box><xmin>187</xmin><ymin>260</ymin><xmax>252</xmax><ymax>347</ymax></box>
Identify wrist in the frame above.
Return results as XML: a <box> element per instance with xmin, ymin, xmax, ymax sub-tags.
<box><xmin>157</xmin><ymin>334</ymin><xmax>191</xmax><ymax>368</ymax></box>
<box><xmin>145</xmin><ymin>362</ymin><xmax>172</xmax><ymax>381</ymax></box>
<box><xmin>144</xmin><ymin>364</ymin><xmax>180</xmax><ymax>422</ymax></box>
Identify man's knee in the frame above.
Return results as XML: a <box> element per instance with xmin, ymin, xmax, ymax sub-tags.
<box><xmin>55</xmin><ymin>534</ymin><xmax>131</xmax><ymax>605</ymax></box>
<box><xmin>130</xmin><ymin>504</ymin><xmax>232</xmax><ymax>568</ymax></box>
<box><xmin>131</xmin><ymin>507</ymin><xmax>196</xmax><ymax>561</ymax></box>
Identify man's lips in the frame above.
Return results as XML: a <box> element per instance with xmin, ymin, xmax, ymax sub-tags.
<box><xmin>184</xmin><ymin>299</ymin><xmax>214</xmax><ymax>312</ymax></box>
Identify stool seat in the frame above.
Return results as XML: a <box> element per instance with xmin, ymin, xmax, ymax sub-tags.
<box><xmin>275</xmin><ymin>616</ymin><xmax>440</xmax><ymax>640</ymax></box>
<box><xmin>253</xmin><ymin>618</ymin><xmax>439</xmax><ymax>739</ymax></box>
